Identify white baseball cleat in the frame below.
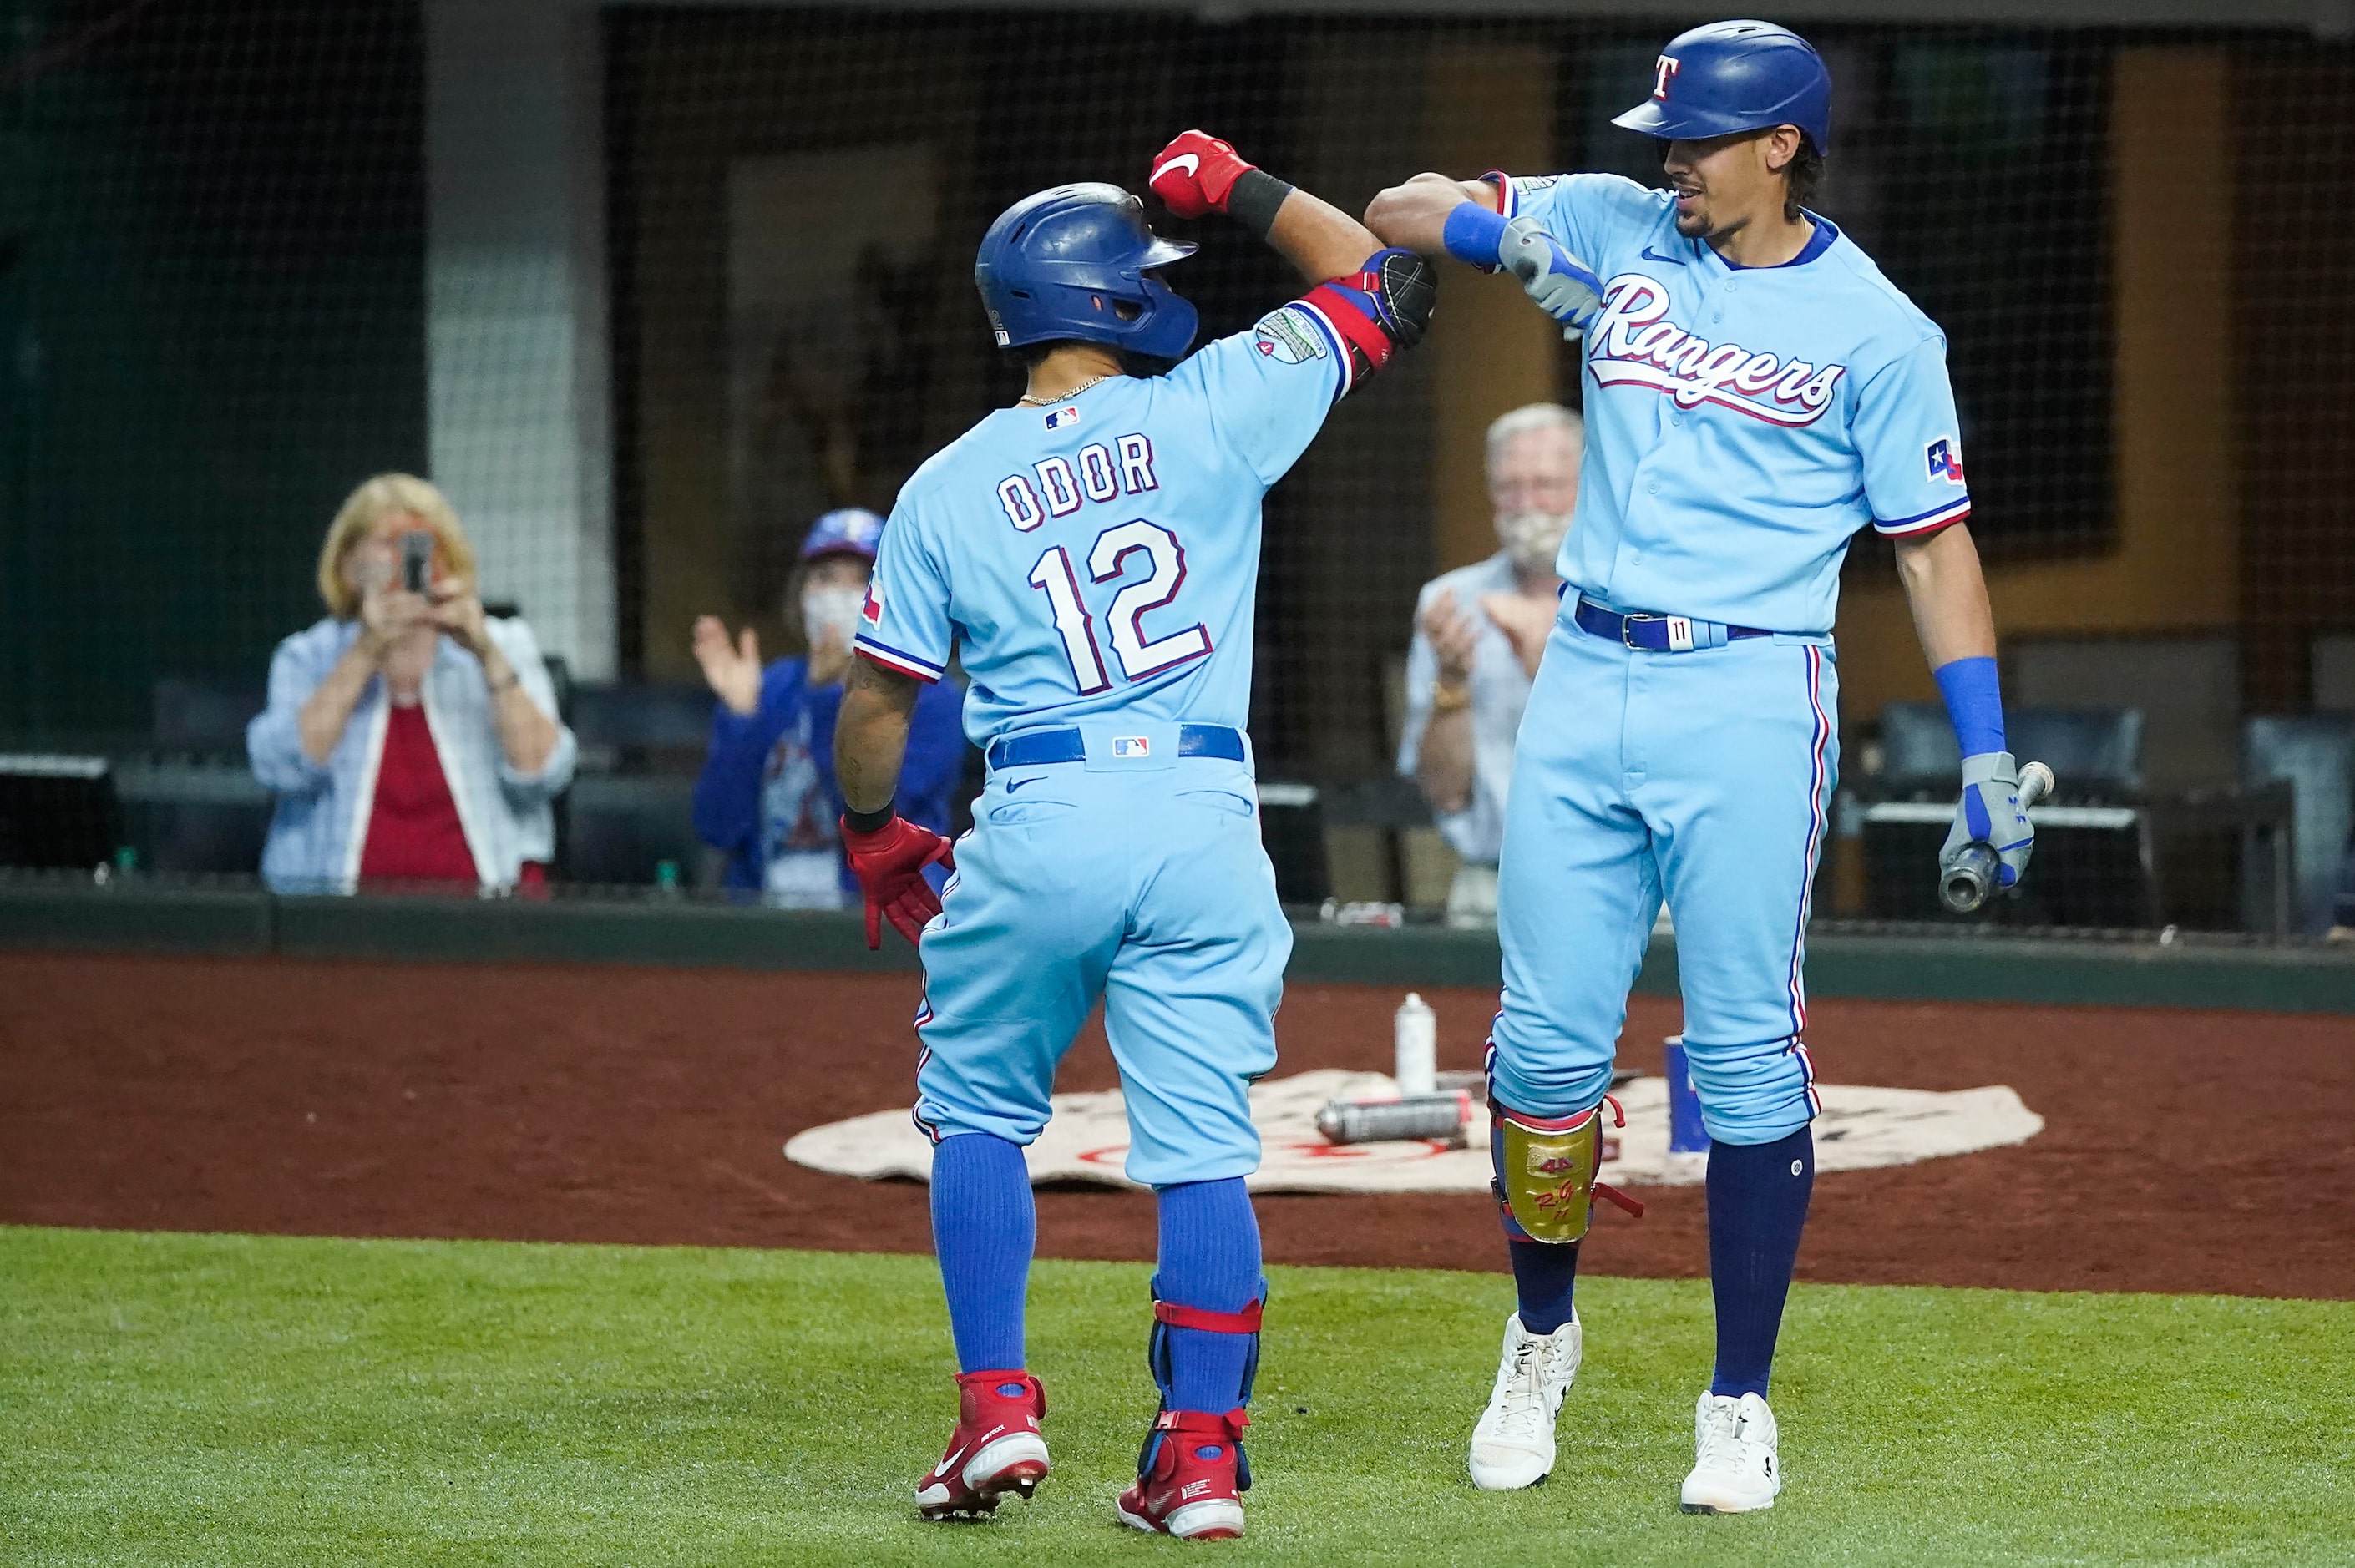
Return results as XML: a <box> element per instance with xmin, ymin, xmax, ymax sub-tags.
<box><xmin>1680</xmin><ymin>1390</ymin><xmax>1782</xmax><ymax>1514</ymax></box>
<box><xmin>1468</xmin><ymin>1310</ymin><xmax>1583</xmax><ymax>1491</ymax></box>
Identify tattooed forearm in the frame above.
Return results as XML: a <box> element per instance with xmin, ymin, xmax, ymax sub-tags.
<box><xmin>834</xmin><ymin>656</ymin><xmax>921</xmax><ymax>813</ymax></box>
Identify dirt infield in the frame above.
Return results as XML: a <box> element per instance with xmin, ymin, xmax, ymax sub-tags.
<box><xmin>4</xmin><ymin>950</ymin><xmax>2351</xmax><ymax>1299</ymax></box>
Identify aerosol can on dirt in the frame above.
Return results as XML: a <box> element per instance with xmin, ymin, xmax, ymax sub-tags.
<box><xmin>1315</xmin><ymin>1092</ymin><xmax>1473</xmax><ymax>1146</ymax></box>
<box><xmin>1393</xmin><ymin>992</ymin><xmax>1436</xmax><ymax>1097</ymax></box>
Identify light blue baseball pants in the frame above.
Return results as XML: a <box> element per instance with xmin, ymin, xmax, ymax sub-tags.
<box><xmin>912</xmin><ymin>725</ymin><xmax>1290</xmax><ymax>1188</ymax></box>
<box><xmin>1491</xmin><ymin>618</ymin><xmax>1836</xmax><ymax>1145</ymax></box>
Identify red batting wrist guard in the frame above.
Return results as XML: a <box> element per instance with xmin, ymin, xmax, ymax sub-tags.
<box><xmin>1291</xmin><ymin>249</ymin><xmax>1437</xmax><ymax>392</ymax></box>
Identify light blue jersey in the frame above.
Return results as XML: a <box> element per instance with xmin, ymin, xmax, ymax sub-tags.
<box><xmin>856</xmin><ymin>308</ymin><xmax>1353</xmax><ymax>745</ymax></box>
<box><xmin>1485</xmin><ymin>173</ymin><xmax>1973</xmax><ymax>1148</ymax></box>
<box><xmin>869</xmin><ymin>299</ymin><xmax>1366</xmax><ymax>1188</ymax></box>
<box><xmin>1498</xmin><ymin>173</ymin><xmax>1971</xmax><ymax>634</ymax></box>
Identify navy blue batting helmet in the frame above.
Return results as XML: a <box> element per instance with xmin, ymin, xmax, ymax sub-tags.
<box><xmin>1613</xmin><ymin>20</ymin><xmax>1832</xmax><ymax>154</ymax></box>
<box><xmin>975</xmin><ymin>183</ymin><xmax>1198</xmax><ymax>362</ymax></box>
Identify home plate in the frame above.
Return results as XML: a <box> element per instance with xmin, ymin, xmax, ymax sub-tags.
<box><xmin>782</xmin><ymin>1069</ymin><xmax>2043</xmax><ymax>1194</ymax></box>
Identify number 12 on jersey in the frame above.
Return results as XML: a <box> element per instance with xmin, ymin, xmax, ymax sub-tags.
<box><xmin>1026</xmin><ymin>519</ymin><xmax>1209</xmax><ymax>693</ymax></box>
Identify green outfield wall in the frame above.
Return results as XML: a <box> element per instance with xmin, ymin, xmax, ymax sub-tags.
<box><xmin>3</xmin><ymin>881</ymin><xmax>2352</xmax><ymax>1016</ymax></box>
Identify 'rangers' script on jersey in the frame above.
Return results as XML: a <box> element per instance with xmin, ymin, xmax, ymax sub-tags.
<box><xmin>1588</xmin><ymin>274</ymin><xmax>1845</xmax><ymax>427</ymax></box>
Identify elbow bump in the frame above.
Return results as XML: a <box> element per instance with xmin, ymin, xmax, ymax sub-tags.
<box><xmin>1365</xmin><ymin>176</ymin><xmax>1443</xmax><ymax>233</ymax></box>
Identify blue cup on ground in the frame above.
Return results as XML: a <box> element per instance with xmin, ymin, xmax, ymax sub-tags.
<box><xmin>1664</xmin><ymin>1036</ymin><xmax>1709</xmax><ymax>1155</ymax></box>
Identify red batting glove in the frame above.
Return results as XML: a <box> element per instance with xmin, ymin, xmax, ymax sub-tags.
<box><xmin>841</xmin><ymin>814</ymin><xmax>955</xmax><ymax>950</ymax></box>
<box><xmin>1148</xmin><ymin>130</ymin><xmax>1254</xmax><ymax>220</ymax></box>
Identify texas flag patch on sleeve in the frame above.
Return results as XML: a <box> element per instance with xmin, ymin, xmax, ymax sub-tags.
<box><xmin>1926</xmin><ymin>437</ymin><xmax>1966</xmax><ymax>485</ymax></box>
<box><xmin>861</xmin><ymin>578</ymin><xmax>884</xmax><ymax>626</ymax></box>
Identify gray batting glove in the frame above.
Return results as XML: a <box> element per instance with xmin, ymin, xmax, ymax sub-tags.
<box><xmin>1499</xmin><ymin>215</ymin><xmax>1603</xmax><ymax>338</ymax></box>
<box><xmin>1940</xmin><ymin>751</ymin><xmax>2036</xmax><ymax>892</ymax></box>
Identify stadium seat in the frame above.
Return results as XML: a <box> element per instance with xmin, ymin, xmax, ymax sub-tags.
<box><xmin>1863</xmin><ymin>703</ymin><xmax>2152</xmax><ymax>927</ymax></box>
<box><xmin>2242</xmin><ymin>716</ymin><xmax>2355</xmax><ymax>937</ymax></box>
<box><xmin>151</xmin><ymin>677</ymin><xmax>267</xmax><ymax>755</ymax></box>
<box><xmin>560</xmin><ymin>774</ymin><xmax>709</xmax><ymax>889</ymax></box>
<box><xmin>558</xmin><ymin>681</ymin><xmax>714</xmax><ymax>886</ymax></box>
<box><xmin>1877</xmin><ymin>702</ymin><xmax>2146</xmax><ymax>794</ymax></box>
<box><xmin>132</xmin><ymin>678</ymin><xmax>271</xmax><ymax>877</ymax></box>
<box><xmin>566</xmin><ymin>682</ymin><xmax>715</xmax><ymax>771</ymax></box>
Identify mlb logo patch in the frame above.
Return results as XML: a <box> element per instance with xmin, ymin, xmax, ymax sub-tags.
<box><xmin>1110</xmin><ymin>735</ymin><xmax>1151</xmax><ymax>759</ymax></box>
<box><xmin>861</xmin><ymin>579</ymin><xmax>884</xmax><ymax>625</ymax></box>
<box><xmin>1044</xmin><ymin>404</ymin><xmax>1081</xmax><ymax>430</ymax></box>
<box><xmin>1926</xmin><ymin>437</ymin><xmax>1966</xmax><ymax>485</ymax></box>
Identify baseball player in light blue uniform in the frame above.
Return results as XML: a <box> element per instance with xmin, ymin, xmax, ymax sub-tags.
<box><xmin>1369</xmin><ymin>19</ymin><xmax>2038</xmax><ymax>1513</ymax></box>
<box><xmin>830</xmin><ymin>134</ymin><xmax>1432</xmax><ymax>1539</ymax></box>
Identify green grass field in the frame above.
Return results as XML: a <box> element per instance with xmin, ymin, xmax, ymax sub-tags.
<box><xmin>3</xmin><ymin>1227</ymin><xmax>2349</xmax><ymax>1565</ymax></box>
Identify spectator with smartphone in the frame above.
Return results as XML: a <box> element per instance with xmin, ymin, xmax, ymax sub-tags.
<box><xmin>690</xmin><ymin>508</ymin><xmax>966</xmax><ymax>906</ymax></box>
<box><xmin>247</xmin><ymin>473</ymin><xmax>575</xmax><ymax>893</ymax></box>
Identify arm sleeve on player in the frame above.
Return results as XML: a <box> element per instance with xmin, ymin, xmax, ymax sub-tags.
<box><xmin>853</xmin><ymin>501</ymin><xmax>955</xmax><ymax>683</ymax></box>
<box><xmin>1854</xmin><ymin>336</ymin><xmax>1973</xmax><ymax>538</ymax></box>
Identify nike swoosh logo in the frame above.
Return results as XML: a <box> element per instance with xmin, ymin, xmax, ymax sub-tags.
<box><xmin>1152</xmin><ymin>153</ymin><xmax>1200</xmax><ymax>183</ymax></box>
<box><xmin>1005</xmin><ymin>776</ymin><xmax>1046</xmax><ymax>793</ymax></box>
<box><xmin>1641</xmin><ymin>245</ymin><xmax>1687</xmax><ymax>266</ymax></box>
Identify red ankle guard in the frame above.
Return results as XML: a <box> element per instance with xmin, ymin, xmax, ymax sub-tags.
<box><xmin>1152</xmin><ymin>1298</ymin><xmax>1264</xmax><ymax>1334</ymax></box>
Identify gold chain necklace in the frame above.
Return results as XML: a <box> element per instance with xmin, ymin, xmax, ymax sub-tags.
<box><xmin>1017</xmin><ymin>373</ymin><xmax>1114</xmax><ymax>407</ymax></box>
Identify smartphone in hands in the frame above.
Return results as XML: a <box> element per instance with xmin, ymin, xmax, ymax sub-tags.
<box><xmin>399</xmin><ymin>530</ymin><xmax>433</xmax><ymax>595</ymax></box>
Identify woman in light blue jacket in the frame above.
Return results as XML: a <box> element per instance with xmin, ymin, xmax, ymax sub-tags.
<box><xmin>246</xmin><ymin>473</ymin><xmax>575</xmax><ymax>894</ymax></box>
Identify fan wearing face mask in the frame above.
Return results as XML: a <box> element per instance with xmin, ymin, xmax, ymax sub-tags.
<box><xmin>691</xmin><ymin>508</ymin><xmax>968</xmax><ymax>906</ymax></box>
<box><xmin>1396</xmin><ymin>403</ymin><xmax>1583</xmax><ymax>928</ymax></box>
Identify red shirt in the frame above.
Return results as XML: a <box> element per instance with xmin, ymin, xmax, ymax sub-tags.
<box><xmin>358</xmin><ymin>703</ymin><xmax>477</xmax><ymax>888</ymax></box>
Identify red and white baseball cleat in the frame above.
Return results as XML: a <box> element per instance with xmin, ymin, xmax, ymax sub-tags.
<box><xmin>914</xmin><ymin>1369</ymin><xmax>1051</xmax><ymax>1521</ymax></box>
<box><xmin>1117</xmin><ymin>1409</ymin><xmax>1248</xmax><ymax>1540</ymax></box>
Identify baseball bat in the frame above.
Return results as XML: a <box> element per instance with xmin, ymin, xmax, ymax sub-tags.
<box><xmin>1939</xmin><ymin>760</ymin><xmax>2055</xmax><ymax>915</ymax></box>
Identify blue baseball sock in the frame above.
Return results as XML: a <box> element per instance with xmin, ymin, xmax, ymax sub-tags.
<box><xmin>1156</xmin><ymin>1177</ymin><xmax>1262</xmax><ymax>1414</ymax></box>
<box><xmin>1706</xmin><ymin>1126</ymin><xmax>1815</xmax><ymax>1400</ymax></box>
<box><xmin>930</xmin><ymin>1132</ymin><xmax>1035</xmax><ymax>1373</ymax></box>
<box><xmin>1508</xmin><ymin>1237</ymin><xmax>1581</xmax><ymax>1334</ymax></box>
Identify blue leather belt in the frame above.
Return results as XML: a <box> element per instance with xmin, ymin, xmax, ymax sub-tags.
<box><xmin>1572</xmin><ymin>596</ymin><xmax>1773</xmax><ymax>652</ymax></box>
<box><xmin>986</xmin><ymin>723</ymin><xmax>1246</xmax><ymax>770</ymax></box>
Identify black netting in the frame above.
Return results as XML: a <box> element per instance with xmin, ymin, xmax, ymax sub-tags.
<box><xmin>0</xmin><ymin>4</ymin><xmax>2347</xmax><ymax>938</ymax></box>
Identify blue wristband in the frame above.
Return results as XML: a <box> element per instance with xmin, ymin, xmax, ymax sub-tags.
<box><xmin>1441</xmin><ymin>202</ymin><xmax>1508</xmax><ymax>270</ymax></box>
<box><xmin>1932</xmin><ymin>655</ymin><xmax>2006</xmax><ymax>759</ymax></box>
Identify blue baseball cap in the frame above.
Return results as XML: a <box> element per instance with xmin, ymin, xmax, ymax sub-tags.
<box><xmin>1613</xmin><ymin>20</ymin><xmax>1833</xmax><ymax>154</ymax></box>
<box><xmin>799</xmin><ymin>508</ymin><xmax>885</xmax><ymax>564</ymax></box>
